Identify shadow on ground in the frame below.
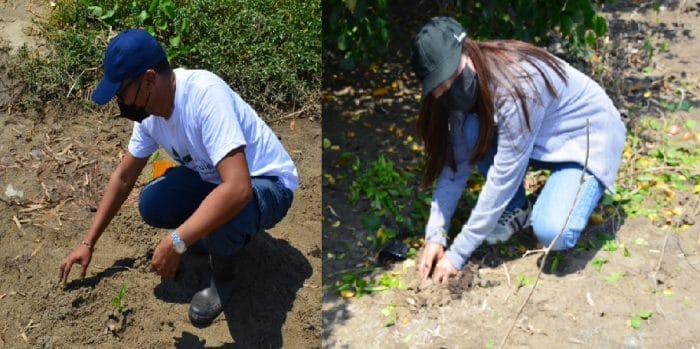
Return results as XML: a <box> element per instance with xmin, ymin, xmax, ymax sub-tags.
<box><xmin>153</xmin><ymin>232</ymin><xmax>311</xmax><ymax>347</ymax></box>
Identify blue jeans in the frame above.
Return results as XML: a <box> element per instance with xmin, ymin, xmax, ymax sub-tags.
<box><xmin>138</xmin><ymin>166</ymin><xmax>294</xmax><ymax>256</ymax></box>
<box><xmin>463</xmin><ymin>114</ymin><xmax>605</xmax><ymax>250</ymax></box>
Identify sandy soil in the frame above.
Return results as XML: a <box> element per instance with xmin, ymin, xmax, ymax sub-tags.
<box><xmin>322</xmin><ymin>1</ymin><xmax>700</xmax><ymax>348</ymax></box>
<box><xmin>0</xmin><ymin>2</ymin><xmax>321</xmax><ymax>348</ymax></box>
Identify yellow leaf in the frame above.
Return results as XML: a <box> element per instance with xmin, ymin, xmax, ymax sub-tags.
<box><xmin>672</xmin><ymin>207</ymin><xmax>683</xmax><ymax>216</ymax></box>
<box><xmin>340</xmin><ymin>290</ymin><xmax>355</xmax><ymax>298</ymax></box>
<box><xmin>332</xmin><ymin>220</ymin><xmax>341</xmax><ymax>228</ymax></box>
<box><xmin>623</xmin><ymin>147</ymin><xmax>633</xmax><ymax>158</ymax></box>
<box><xmin>368</xmin><ymin>63</ymin><xmax>379</xmax><ymax>73</ymax></box>
<box><xmin>663</xmin><ymin>288</ymin><xmax>673</xmax><ymax>296</ymax></box>
<box><xmin>589</xmin><ymin>213</ymin><xmax>605</xmax><ymax>225</ymax></box>
<box><xmin>372</xmin><ymin>87</ymin><xmax>388</xmax><ymax>97</ymax></box>
<box><xmin>410</xmin><ymin>142</ymin><xmax>422</xmax><ymax>153</ymax></box>
<box><xmin>663</xmin><ymin>188</ymin><xmax>675</xmax><ymax>200</ymax></box>
<box><xmin>605</xmin><ymin>206</ymin><xmax>616</xmax><ymax>215</ymax></box>
<box><xmin>643</xmin><ymin>90</ymin><xmax>652</xmax><ymax>98</ymax></box>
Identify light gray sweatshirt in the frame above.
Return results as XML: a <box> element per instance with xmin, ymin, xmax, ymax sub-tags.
<box><xmin>424</xmin><ymin>58</ymin><xmax>626</xmax><ymax>270</ymax></box>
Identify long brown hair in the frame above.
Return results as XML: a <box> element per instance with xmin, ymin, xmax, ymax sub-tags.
<box><xmin>416</xmin><ymin>39</ymin><xmax>568</xmax><ymax>189</ymax></box>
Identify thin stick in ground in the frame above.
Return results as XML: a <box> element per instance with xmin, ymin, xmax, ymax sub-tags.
<box><xmin>499</xmin><ymin>119</ymin><xmax>590</xmax><ymax>349</ymax></box>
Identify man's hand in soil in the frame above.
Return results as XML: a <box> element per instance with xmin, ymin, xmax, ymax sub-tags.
<box><xmin>419</xmin><ymin>242</ymin><xmax>445</xmax><ymax>280</ymax></box>
<box><xmin>59</xmin><ymin>243</ymin><xmax>93</xmax><ymax>284</ymax></box>
<box><xmin>431</xmin><ymin>255</ymin><xmax>458</xmax><ymax>284</ymax></box>
<box><xmin>150</xmin><ymin>234</ymin><xmax>181</xmax><ymax>278</ymax></box>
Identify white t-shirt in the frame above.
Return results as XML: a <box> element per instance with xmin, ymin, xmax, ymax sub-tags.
<box><xmin>127</xmin><ymin>68</ymin><xmax>299</xmax><ymax>191</ymax></box>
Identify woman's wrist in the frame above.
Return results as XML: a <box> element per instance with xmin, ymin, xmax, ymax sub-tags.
<box><xmin>425</xmin><ymin>227</ymin><xmax>448</xmax><ymax>247</ymax></box>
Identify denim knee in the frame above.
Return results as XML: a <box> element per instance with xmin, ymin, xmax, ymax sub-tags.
<box><xmin>531</xmin><ymin>215</ymin><xmax>578</xmax><ymax>251</ymax></box>
<box><xmin>138</xmin><ymin>178</ymin><xmax>172</xmax><ymax>228</ymax></box>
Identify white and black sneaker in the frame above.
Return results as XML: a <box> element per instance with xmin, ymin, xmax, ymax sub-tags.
<box><xmin>484</xmin><ymin>201</ymin><xmax>532</xmax><ymax>244</ymax></box>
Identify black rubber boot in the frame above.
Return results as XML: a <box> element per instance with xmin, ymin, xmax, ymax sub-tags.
<box><xmin>188</xmin><ymin>254</ymin><xmax>238</xmax><ymax>327</ymax></box>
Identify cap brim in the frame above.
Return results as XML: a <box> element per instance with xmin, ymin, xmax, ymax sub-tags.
<box><xmin>91</xmin><ymin>77</ymin><xmax>122</xmax><ymax>105</ymax></box>
<box><xmin>421</xmin><ymin>47</ymin><xmax>462</xmax><ymax>98</ymax></box>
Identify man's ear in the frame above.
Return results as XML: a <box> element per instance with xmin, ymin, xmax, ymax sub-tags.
<box><xmin>144</xmin><ymin>69</ymin><xmax>157</xmax><ymax>87</ymax></box>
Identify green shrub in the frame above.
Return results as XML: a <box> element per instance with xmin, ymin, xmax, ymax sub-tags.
<box><xmin>323</xmin><ymin>0</ymin><xmax>610</xmax><ymax>68</ymax></box>
<box><xmin>14</xmin><ymin>0</ymin><xmax>320</xmax><ymax>119</ymax></box>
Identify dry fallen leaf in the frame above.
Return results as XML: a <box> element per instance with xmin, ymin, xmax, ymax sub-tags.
<box><xmin>589</xmin><ymin>213</ymin><xmax>605</xmax><ymax>225</ymax></box>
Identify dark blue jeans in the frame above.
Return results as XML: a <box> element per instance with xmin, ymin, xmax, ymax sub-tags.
<box><xmin>139</xmin><ymin>166</ymin><xmax>294</xmax><ymax>256</ymax></box>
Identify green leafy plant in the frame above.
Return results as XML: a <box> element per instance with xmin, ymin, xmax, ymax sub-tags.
<box><xmin>13</xmin><ymin>0</ymin><xmax>320</xmax><ymax>118</ymax></box>
<box><xmin>602</xmin><ymin>239</ymin><xmax>618</xmax><ymax>252</ymax></box>
<box><xmin>381</xmin><ymin>302</ymin><xmax>398</xmax><ymax>326</ymax></box>
<box><xmin>516</xmin><ymin>273</ymin><xmax>535</xmax><ymax>289</ymax></box>
<box><xmin>591</xmin><ymin>258</ymin><xmax>608</xmax><ymax>272</ymax></box>
<box><xmin>322</xmin><ymin>0</ymin><xmax>390</xmax><ymax>69</ymax></box>
<box><xmin>111</xmin><ymin>285</ymin><xmax>128</xmax><ymax>313</ymax></box>
<box><xmin>335</xmin><ymin>270</ymin><xmax>405</xmax><ymax>297</ymax></box>
<box><xmin>350</xmin><ymin>156</ymin><xmax>430</xmax><ymax>248</ymax></box>
<box><xmin>323</xmin><ymin>0</ymin><xmax>609</xmax><ymax>69</ymax></box>
<box><xmin>628</xmin><ymin>310</ymin><xmax>653</xmax><ymax>330</ymax></box>
<box><xmin>606</xmin><ymin>271</ymin><xmax>624</xmax><ymax>283</ymax></box>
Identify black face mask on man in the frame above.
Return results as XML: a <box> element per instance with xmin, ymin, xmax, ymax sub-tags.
<box><xmin>117</xmin><ymin>78</ymin><xmax>151</xmax><ymax>123</ymax></box>
<box><xmin>440</xmin><ymin>68</ymin><xmax>479</xmax><ymax>113</ymax></box>
<box><xmin>118</xmin><ymin>99</ymin><xmax>150</xmax><ymax>122</ymax></box>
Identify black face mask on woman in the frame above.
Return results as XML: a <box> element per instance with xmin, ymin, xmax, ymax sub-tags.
<box><xmin>440</xmin><ymin>68</ymin><xmax>479</xmax><ymax>113</ymax></box>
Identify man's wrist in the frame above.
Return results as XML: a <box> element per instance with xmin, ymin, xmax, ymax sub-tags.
<box><xmin>170</xmin><ymin>230</ymin><xmax>187</xmax><ymax>254</ymax></box>
<box><xmin>80</xmin><ymin>240</ymin><xmax>94</xmax><ymax>251</ymax></box>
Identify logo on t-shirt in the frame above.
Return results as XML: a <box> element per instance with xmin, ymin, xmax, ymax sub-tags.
<box><xmin>172</xmin><ymin>147</ymin><xmax>192</xmax><ymax>165</ymax></box>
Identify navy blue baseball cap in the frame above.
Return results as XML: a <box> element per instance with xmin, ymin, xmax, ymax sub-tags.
<box><xmin>92</xmin><ymin>29</ymin><xmax>166</xmax><ymax>105</ymax></box>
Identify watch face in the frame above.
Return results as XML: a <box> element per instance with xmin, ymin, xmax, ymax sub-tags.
<box><xmin>174</xmin><ymin>242</ymin><xmax>187</xmax><ymax>254</ymax></box>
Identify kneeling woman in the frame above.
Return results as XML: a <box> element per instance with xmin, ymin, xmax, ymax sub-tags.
<box><xmin>411</xmin><ymin>17</ymin><xmax>626</xmax><ymax>283</ymax></box>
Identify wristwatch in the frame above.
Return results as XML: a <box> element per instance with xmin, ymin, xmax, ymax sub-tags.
<box><xmin>170</xmin><ymin>230</ymin><xmax>187</xmax><ymax>254</ymax></box>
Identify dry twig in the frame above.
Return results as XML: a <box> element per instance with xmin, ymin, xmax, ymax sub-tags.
<box><xmin>499</xmin><ymin>119</ymin><xmax>590</xmax><ymax>349</ymax></box>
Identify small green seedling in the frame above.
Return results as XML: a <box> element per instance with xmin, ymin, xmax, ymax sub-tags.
<box><xmin>111</xmin><ymin>285</ymin><xmax>128</xmax><ymax>313</ymax></box>
<box><xmin>628</xmin><ymin>310</ymin><xmax>653</xmax><ymax>330</ymax></box>
<box><xmin>381</xmin><ymin>302</ymin><xmax>398</xmax><ymax>327</ymax></box>
<box><xmin>549</xmin><ymin>253</ymin><xmax>562</xmax><ymax>273</ymax></box>
<box><xmin>602</xmin><ymin>239</ymin><xmax>618</xmax><ymax>252</ymax></box>
<box><xmin>591</xmin><ymin>258</ymin><xmax>608</xmax><ymax>272</ymax></box>
<box><xmin>606</xmin><ymin>271</ymin><xmax>624</xmax><ymax>283</ymax></box>
<box><xmin>516</xmin><ymin>274</ymin><xmax>535</xmax><ymax>289</ymax></box>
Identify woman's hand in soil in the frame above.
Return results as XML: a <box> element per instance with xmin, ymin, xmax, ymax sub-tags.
<box><xmin>150</xmin><ymin>235</ymin><xmax>181</xmax><ymax>278</ymax></box>
<box><xmin>431</xmin><ymin>255</ymin><xmax>458</xmax><ymax>284</ymax></box>
<box><xmin>59</xmin><ymin>243</ymin><xmax>93</xmax><ymax>284</ymax></box>
<box><xmin>419</xmin><ymin>242</ymin><xmax>445</xmax><ymax>280</ymax></box>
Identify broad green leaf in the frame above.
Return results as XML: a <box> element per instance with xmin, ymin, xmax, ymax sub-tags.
<box><xmin>637</xmin><ymin>310</ymin><xmax>652</xmax><ymax>319</ymax></box>
<box><xmin>137</xmin><ymin>10</ymin><xmax>149</xmax><ymax>23</ymax></box>
<box><xmin>630</xmin><ymin>316</ymin><xmax>641</xmax><ymax>329</ymax></box>
<box><xmin>87</xmin><ymin>5</ymin><xmax>103</xmax><ymax>17</ymax></box>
